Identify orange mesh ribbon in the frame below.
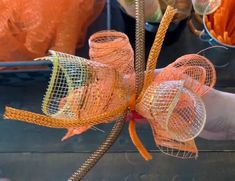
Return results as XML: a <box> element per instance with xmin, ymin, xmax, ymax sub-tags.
<box><xmin>4</xmin><ymin>6</ymin><xmax>216</xmax><ymax>160</ymax></box>
<box><xmin>0</xmin><ymin>0</ymin><xmax>105</xmax><ymax>61</ymax></box>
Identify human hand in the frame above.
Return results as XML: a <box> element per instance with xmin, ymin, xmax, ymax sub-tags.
<box><xmin>200</xmin><ymin>89</ymin><xmax>235</xmax><ymax>140</ymax></box>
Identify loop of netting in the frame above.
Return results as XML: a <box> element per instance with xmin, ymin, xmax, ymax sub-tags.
<box><xmin>42</xmin><ymin>51</ymin><xmax>130</xmax><ymax>126</ymax></box>
<box><xmin>134</xmin><ymin>52</ymin><xmax>216</xmax><ymax>158</ymax></box>
<box><xmin>155</xmin><ymin>54</ymin><xmax>216</xmax><ymax>96</ymax></box>
<box><xmin>136</xmin><ymin>80</ymin><xmax>206</xmax><ymax>143</ymax></box>
<box><xmin>89</xmin><ymin>31</ymin><xmax>135</xmax><ymax>93</ymax></box>
<box><xmin>150</xmin><ymin>121</ymin><xmax>198</xmax><ymax>159</ymax></box>
<box><xmin>89</xmin><ymin>31</ymin><xmax>134</xmax><ymax>74</ymax></box>
<box><xmin>3</xmin><ymin>30</ymin><xmax>135</xmax><ymax>129</ymax></box>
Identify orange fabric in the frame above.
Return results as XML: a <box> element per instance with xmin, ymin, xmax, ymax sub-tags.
<box><xmin>0</xmin><ymin>0</ymin><xmax>105</xmax><ymax>61</ymax></box>
<box><xmin>61</xmin><ymin>126</ymin><xmax>91</xmax><ymax>141</ymax></box>
<box><xmin>155</xmin><ymin>54</ymin><xmax>216</xmax><ymax>96</ymax></box>
<box><xmin>128</xmin><ymin>120</ymin><xmax>152</xmax><ymax>161</ymax></box>
<box><xmin>150</xmin><ymin>121</ymin><xmax>198</xmax><ymax>158</ymax></box>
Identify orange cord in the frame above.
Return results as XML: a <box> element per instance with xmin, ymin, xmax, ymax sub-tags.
<box><xmin>128</xmin><ymin>119</ymin><xmax>152</xmax><ymax>161</ymax></box>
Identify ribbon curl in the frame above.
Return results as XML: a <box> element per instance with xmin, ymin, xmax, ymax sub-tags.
<box><xmin>4</xmin><ymin>6</ymin><xmax>216</xmax><ymax>160</ymax></box>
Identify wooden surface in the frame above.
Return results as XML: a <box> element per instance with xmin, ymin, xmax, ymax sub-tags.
<box><xmin>1</xmin><ymin>1</ymin><xmax>235</xmax><ymax>181</ymax></box>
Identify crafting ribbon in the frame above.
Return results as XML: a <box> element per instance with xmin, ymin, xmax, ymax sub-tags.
<box><xmin>0</xmin><ymin>0</ymin><xmax>105</xmax><ymax>61</ymax></box>
<box><xmin>4</xmin><ymin>6</ymin><xmax>216</xmax><ymax>160</ymax></box>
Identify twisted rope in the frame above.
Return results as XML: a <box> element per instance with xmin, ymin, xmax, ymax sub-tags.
<box><xmin>68</xmin><ymin>115</ymin><xmax>125</xmax><ymax>181</ymax></box>
<box><xmin>4</xmin><ymin>105</ymin><xmax>127</xmax><ymax>128</ymax></box>
<box><xmin>143</xmin><ymin>6</ymin><xmax>176</xmax><ymax>92</ymax></box>
<box><xmin>135</xmin><ymin>0</ymin><xmax>145</xmax><ymax>96</ymax></box>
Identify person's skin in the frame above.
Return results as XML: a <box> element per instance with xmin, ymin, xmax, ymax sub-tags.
<box><xmin>201</xmin><ymin>89</ymin><xmax>235</xmax><ymax>140</ymax></box>
<box><xmin>154</xmin><ymin>69</ymin><xmax>235</xmax><ymax>140</ymax></box>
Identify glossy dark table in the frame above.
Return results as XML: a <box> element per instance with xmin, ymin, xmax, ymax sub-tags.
<box><xmin>0</xmin><ymin>1</ymin><xmax>235</xmax><ymax>181</ymax></box>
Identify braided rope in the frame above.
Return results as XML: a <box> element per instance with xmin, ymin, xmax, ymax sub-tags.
<box><xmin>143</xmin><ymin>6</ymin><xmax>176</xmax><ymax>92</ymax></box>
<box><xmin>68</xmin><ymin>115</ymin><xmax>125</xmax><ymax>181</ymax></box>
<box><xmin>135</xmin><ymin>0</ymin><xmax>145</xmax><ymax>96</ymax></box>
<box><xmin>4</xmin><ymin>106</ymin><xmax>127</xmax><ymax>128</ymax></box>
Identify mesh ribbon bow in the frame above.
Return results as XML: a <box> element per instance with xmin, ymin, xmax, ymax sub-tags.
<box><xmin>4</xmin><ymin>6</ymin><xmax>216</xmax><ymax>160</ymax></box>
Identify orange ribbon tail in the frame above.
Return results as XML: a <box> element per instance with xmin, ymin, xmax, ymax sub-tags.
<box><xmin>128</xmin><ymin>119</ymin><xmax>152</xmax><ymax>161</ymax></box>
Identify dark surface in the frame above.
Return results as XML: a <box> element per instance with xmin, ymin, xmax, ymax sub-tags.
<box><xmin>1</xmin><ymin>1</ymin><xmax>235</xmax><ymax>181</ymax></box>
<box><xmin>1</xmin><ymin>152</ymin><xmax>235</xmax><ymax>181</ymax></box>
